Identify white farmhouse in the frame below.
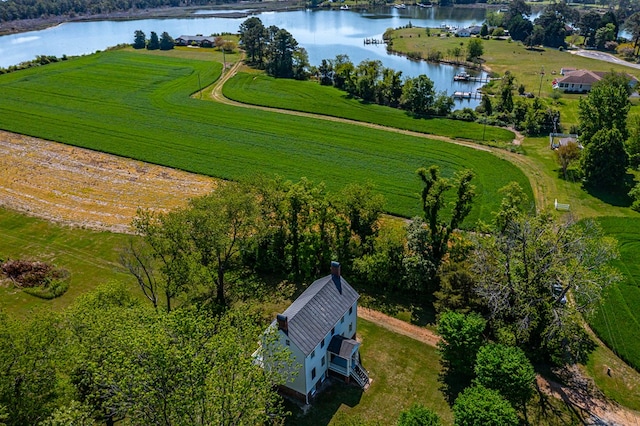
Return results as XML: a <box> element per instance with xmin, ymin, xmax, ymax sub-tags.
<box><xmin>271</xmin><ymin>261</ymin><xmax>369</xmax><ymax>404</ymax></box>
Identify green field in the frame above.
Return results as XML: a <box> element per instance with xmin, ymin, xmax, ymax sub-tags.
<box><xmin>590</xmin><ymin>217</ymin><xmax>640</xmax><ymax>373</ymax></box>
<box><xmin>0</xmin><ymin>49</ymin><xmax>531</xmax><ymax>223</ymax></box>
<box><xmin>0</xmin><ymin>208</ymin><xmax>134</xmax><ymax>315</ymax></box>
<box><xmin>389</xmin><ymin>28</ymin><xmax>640</xmax><ymax>129</ymax></box>
<box><xmin>222</xmin><ymin>72</ymin><xmax>515</xmax><ymax>144</ymax></box>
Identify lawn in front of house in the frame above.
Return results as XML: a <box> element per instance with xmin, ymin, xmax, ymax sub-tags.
<box><xmin>388</xmin><ymin>27</ymin><xmax>640</xmax><ymax>129</ymax></box>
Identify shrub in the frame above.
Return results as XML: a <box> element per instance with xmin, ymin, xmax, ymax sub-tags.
<box><xmin>1</xmin><ymin>259</ymin><xmax>69</xmax><ymax>298</ymax></box>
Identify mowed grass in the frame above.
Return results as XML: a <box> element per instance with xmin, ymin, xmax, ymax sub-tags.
<box><xmin>389</xmin><ymin>28</ymin><xmax>640</xmax><ymax>129</ymax></box>
<box><xmin>0</xmin><ymin>49</ymin><xmax>531</xmax><ymax>223</ymax></box>
<box><xmin>0</xmin><ymin>208</ymin><xmax>134</xmax><ymax>316</ymax></box>
<box><xmin>286</xmin><ymin>319</ymin><xmax>452</xmax><ymax>425</ymax></box>
<box><xmin>287</xmin><ymin>319</ymin><xmax>581</xmax><ymax>426</ymax></box>
<box><xmin>589</xmin><ymin>217</ymin><xmax>640</xmax><ymax>373</ymax></box>
<box><xmin>222</xmin><ymin>72</ymin><xmax>515</xmax><ymax>144</ymax></box>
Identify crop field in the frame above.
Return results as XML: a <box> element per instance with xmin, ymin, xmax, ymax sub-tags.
<box><xmin>222</xmin><ymin>72</ymin><xmax>515</xmax><ymax>144</ymax></box>
<box><xmin>590</xmin><ymin>217</ymin><xmax>640</xmax><ymax>373</ymax></box>
<box><xmin>0</xmin><ymin>49</ymin><xmax>531</xmax><ymax>222</ymax></box>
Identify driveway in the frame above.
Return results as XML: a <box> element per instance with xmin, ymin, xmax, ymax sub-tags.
<box><xmin>569</xmin><ymin>48</ymin><xmax>640</xmax><ymax>70</ymax></box>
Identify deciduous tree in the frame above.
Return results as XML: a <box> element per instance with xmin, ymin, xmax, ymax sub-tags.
<box><xmin>472</xmin><ymin>213</ymin><xmax>619</xmax><ymax>363</ymax></box>
<box><xmin>453</xmin><ymin>385</ymin><xmax>519</xmax><ymax>426</ymax></box>
<box><xmin>398</xmin><ymin>403</ymin><xmax>442</xmax><ymax>426</ymax></box>
<box><xmin>581</xmin><ymin>127</ymin><xmax>629</xmax><ymax>189</ymax></box>
<box><xmin>474</xmin><ymin>343</ymin><xmax>535</xmax><ymax>411</ymax></box>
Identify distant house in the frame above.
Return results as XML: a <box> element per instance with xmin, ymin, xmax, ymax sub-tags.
<box><xmin>553</xmin><ymin>69</ymin><xmax>639</xmax><ymax>93</ymax></box>
<box><xmin>174</xmin><ymin>35</ymin><xmax>216</xmax><ymax>47</ymax></box>
<box><xmin>262</xmin><ymin>262</ymin><xmax>369</xmax><ymax>404</ymax></box>
<box><xmin>468</xmin><ymin>25</ymin><xmax>483</xmax><ymax>35</ymax></box>
<box><xmin>456</xmin><ymin>28</ymin><xmax>471</xmax><ymax>37</ymax></box>
<box><xmin>549</xmin><ymin>132</ymin><xmax>581</xmax><ymax>149</ymax></box>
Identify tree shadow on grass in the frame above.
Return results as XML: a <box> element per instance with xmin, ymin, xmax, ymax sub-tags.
<box><xmin>284</xmin><ymin>379</ymin><xmax>364</xmax><ymax>426</ymax></box>
<box><xmin>584</xmin><ymin>174</ymin><xmax>634</xmax><ymax>207</ymax></box>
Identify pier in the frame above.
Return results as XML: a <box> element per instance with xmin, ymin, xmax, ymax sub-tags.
<box><xmin>364</xmin><ymin>38</ymin><xmax>386</xmax><ymax>45</ymax></box>
<box><xmin>453</xmin><ymin>91</ymin><xmax>483</xmax><ymax>100</ymax></box>
<box><xmin>453</xmin><ymin>73</ymin><xmax>494</xmax><ymax>83</ymax></box>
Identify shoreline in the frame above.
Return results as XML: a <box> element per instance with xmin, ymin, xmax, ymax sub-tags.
<box><xmin>0</xmin><ymin>1</ymin><xmax>305</xmax><ymax>36</ymax></box>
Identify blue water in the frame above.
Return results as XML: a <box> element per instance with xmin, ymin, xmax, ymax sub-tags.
<box><xmin>0</xmin><ymin>7</ymin><xmax>490</xmax><ymax>107</ymax></box>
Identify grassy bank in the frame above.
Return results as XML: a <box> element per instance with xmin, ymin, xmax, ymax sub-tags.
<box><xmin>0</xmin><ymin>208</ymin><xmax>134</xmax><ymax>315</ymax></box>
<box><xmin>0</xmin><ymin>48</ymin><xmax>531</xmax><ymax>223</ymax></box>
<box><xmin>222</xmin><ymin>71</ymin><xmax>515</xmax><ymax>145</ymax></box>
<box><xmin>388</xmin><ymin>27</ymin><xmax>640</xmax><ymax>129</ymax></box>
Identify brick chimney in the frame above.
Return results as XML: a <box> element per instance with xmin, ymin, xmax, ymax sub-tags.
<box><xmin>331</xmin><ymin>261</ymin><xmax>342</xmax><ymax>293</ymax></box>
<box><xmin>276</xmin><ymin>314</ymin><xmax>288</xmax><ymax>334</ymax></box>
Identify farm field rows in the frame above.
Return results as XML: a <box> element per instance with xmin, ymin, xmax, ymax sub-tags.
<box><xmin>0</xmin><ymin>48</ymin><xmax>531</xmax><ymax>223</ymax></box>
<box><xmin>590</xmin><ymin>217</ymin><xmax>640</xmax><ymax>373</ymax></box>
<box><xmin>222</xmin><ymin>71</ymin><xmax>515</xmax><ymax>144</ymax></box>
<box><xmin>0</xmin><ymin>130</ymin><xmax>216</xmax><ymax>232</ymax></box>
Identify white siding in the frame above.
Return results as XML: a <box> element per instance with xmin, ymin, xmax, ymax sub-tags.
<box><xmin>278</xmin><ymin>330</ymin><xmax>306</xmax><ymax>397</ymax></box>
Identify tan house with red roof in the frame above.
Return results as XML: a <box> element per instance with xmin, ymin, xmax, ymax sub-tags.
<box><xmin>553</xmin><ymin>69</ymin><xmax>638</xmax><ymax>93</ymax></box>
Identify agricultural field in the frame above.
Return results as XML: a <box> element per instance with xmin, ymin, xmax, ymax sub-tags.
<box><xmin>0</xmin><ymin>48</ymin><xmax>532</xmax><ymax>223</ymax></box>
<box><xmin>222</xmin><ymin>71</ymin><xmax>515</xmax><ymax>144</ymax></box>
<box><xmin>590</xmin><ymin>217</ymin><xmax>640</xmax><ymax>373</ymax></box>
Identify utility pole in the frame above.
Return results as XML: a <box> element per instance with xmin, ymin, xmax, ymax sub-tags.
<box><xmin>538</xmin><ymin>66</ymin><xmax>545</xmax><ymax>97</ymax></box>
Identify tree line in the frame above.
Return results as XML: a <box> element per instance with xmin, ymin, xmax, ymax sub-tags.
<box><xmin>0</xmin><ymin>0</ymin><xmax>239</xmax><ymax>23</ymax></box>
<box><xmin>133</xmin><ymin>30</ymin><xmax>174</xmax><ymax>51</ymax></box>
<box><xmin>0</xmin><ymin>283</ymin><xmax>293</xmax><ymax>425</ymax></box>
<box><xmin>239</xmin><ymin>17</ymin><xmax>457</xmax><ymax>117</ymax></box>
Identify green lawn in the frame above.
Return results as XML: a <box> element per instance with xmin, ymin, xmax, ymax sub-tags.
<box><xmin>0</xmin><ymin>48</ymin><xmax>532</xmax><ymax>223</ymax></box>
<box><xmin>0</xmin><ymin>208</ymin><xmax>134</xmax><ymax>315</ymax></box>
<box><xmin>222</xmin><ymin>72</ymin><xmax>515</xmax><ymax>144</ymax></box>
<box><xmin>286</xmin><ymin>319</ymin><xmax>452</xmax><ymax>425</ymax></box>
<box><xmin>590</xmin><ymin>217</ymin><xmax>640</xmax><ymax>373</ymax></box>
<box><xmin>287</xmin><ymin>319</ymin><xmax>581</xmax><ymax>426</ymax></box>
<box><xmin>389</xmin><ymin>28</ymin><xmax>640</xmax><ymax>129</ymax></box>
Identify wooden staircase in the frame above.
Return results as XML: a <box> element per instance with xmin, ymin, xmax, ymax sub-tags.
<box><xmin>350</xmin><ymin>360</ymin><xmax>370</xmax><ymax>389</ymax></box>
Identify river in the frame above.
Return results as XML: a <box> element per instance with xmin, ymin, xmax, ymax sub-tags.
<box><xmin>0</xmin><ymin>6</ymin><xmax>490</xmax><ymax>107</ymax></box>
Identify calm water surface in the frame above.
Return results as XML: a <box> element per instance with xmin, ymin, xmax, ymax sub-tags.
<box><xmin>0</xmin><ymin>7</ymin><xmax>490</xmax><ymax>106</ymax></box>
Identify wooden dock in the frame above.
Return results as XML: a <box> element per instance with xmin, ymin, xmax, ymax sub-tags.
<box><xmin>364</xmin><ymin>38</ymin><xmax>385</xmax><ymax>45</ymax></box>
<box><xmin>453</xmin><ymin>91</ymin><xmax>483</xmax><ymax>100</ymax></box>
<box><xmin>453</xmin><ymin>73</ymin><xmax>493</xmax><ymax>83</ymax></box>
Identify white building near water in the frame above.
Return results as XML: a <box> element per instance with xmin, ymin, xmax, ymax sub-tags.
<box><xmin>265</xmin><ymin>262</ymin><xmax>369</xmax><ymax>404</ymax></box>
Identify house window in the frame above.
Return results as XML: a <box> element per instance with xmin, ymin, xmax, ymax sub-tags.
<box><xmin>311</xmin><ymin>349</ymin><xmax>315</xmax><ymax>359</ymax></box>
<box><xmin>285</xmin><ymin>339</ymin><xmax>290</xmax><ymax>346</ymax></box>
<box><xmin>349</xmin><ymin>306</ymin><xmax>353</xmax><ymax>315</ymax></box>
<box><xmin>321</xmin><ymin>339</ymin><xmax>325</xmax><ymax>348</ymax></box>
<box><xmin>349</xmin><ymin>323</ymin><xmax>353</xmax><ymax>333</ymax></box>
<box><xmin>321</xmin><ymin>356</ymin><xmax>325</xmax><ymax>366</ymax></box>
<box><xmin>341</xmin><ymin>316</ymin><xmax>344</xmax><ymax>324</ymax></box>
<box><xmin>331</xmin><ymin>327</ymin><xmax>335</xmax><ymax>335</ymax></box>
<box><xmin>312</xmin><ymin>368</ymin><xmax>316</xmax><ymax>380</ymax></box>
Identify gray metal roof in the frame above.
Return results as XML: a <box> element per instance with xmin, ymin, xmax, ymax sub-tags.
<box><xmin>281</xmin><ymin>274</ymin><xmax>359</xmax><ymax>356</ymax></box>
<box><xmin>327</xmin><ymin>335</ymin><xmax>359</xmax><ymax>359</ymax></box>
